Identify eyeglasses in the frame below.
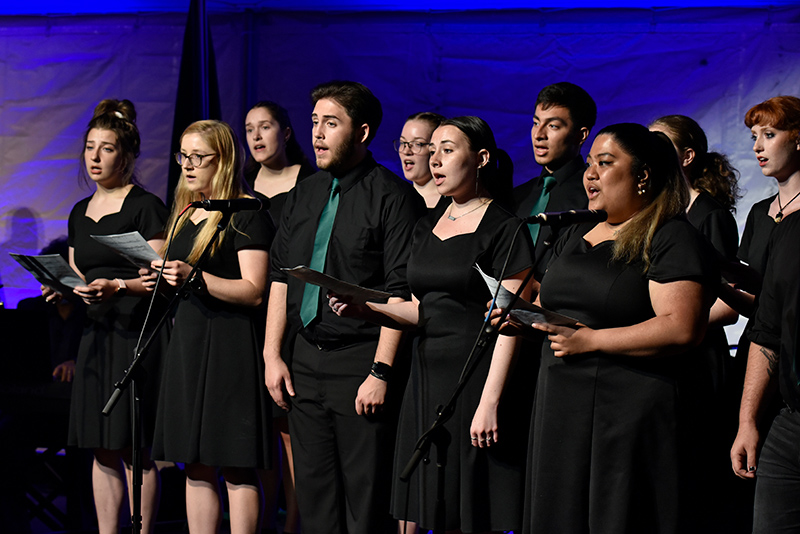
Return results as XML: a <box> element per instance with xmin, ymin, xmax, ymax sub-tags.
<box><xmin>174</xmin><ymin>152</ymin><xmax>217</xmax><ymax>167</ymax></box>
<box><xmin>393</xmin><ymin>140</ymin><xmax>430</xmax><ymax>154</ymax></box>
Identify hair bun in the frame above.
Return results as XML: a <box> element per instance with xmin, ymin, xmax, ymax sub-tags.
<box><xmin>92</xmin><ymin>98</ymin><xmax>137</xmax><ymax>124</ymax></box>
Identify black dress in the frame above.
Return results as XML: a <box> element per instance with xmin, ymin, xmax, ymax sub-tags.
<box><xmin>687</xmin><ymin>191</ymin><xmax>739</xmax><ymax>261</ymax></box>
<box><xmin>684</xmin><ymin>192</ymin><xmax>741</xmax><ymax>531</ymax></box>
<box><xmin>525</xmin><ymin>218</ymin><xmax>716</xmax><ymax>534</ymax></box>
<box><xmin>392</xmin><ymin>201</ymin><xmax>534</xmax><ymax>532</ymax></box>
<box><xmin>245</xmin><ymin>161</ymin><xmax>315</xmax><ymax>417</ymax></box>
<box><xmin>152</xmin><ymin>209</ymin><xmax>275</xmax><ymax>468</ymax></box>
<box><xmin>684</xmin><ymin>192</ymin><xmax>740</xmax><ymax>393</ymax></box>
<box><xmin>67</xmin><ymin>185</ymin><xmax>168</xmax><ymax>449</ymax></box>
<box><xmin>244</xmin><ymin>161</ymin><xmax>316</xmax><ymax>223</ymax></box>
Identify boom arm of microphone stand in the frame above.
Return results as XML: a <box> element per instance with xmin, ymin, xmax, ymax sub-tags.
<box><xmin>102</xmin><ymin>211</ymin><xmax>233</xmax><ymax>416</ymax></box>
<box><xmin>542</xmin><ymin>219</ymin><xmax>568</xmax><ymax>248</ymax></box>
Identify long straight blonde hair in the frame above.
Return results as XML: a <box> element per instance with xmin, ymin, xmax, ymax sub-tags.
<box><xmin>162</xmin><ymin>120</ymin><xmax>252</xmax><ymax>264</ymax></box>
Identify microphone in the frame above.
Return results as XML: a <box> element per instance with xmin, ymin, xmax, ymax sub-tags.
<box><xmin>189</xmin><ymin>198</ymin><xmax>266</xmax><ymax>212</ymax></box>
<box><xmin>523</xmin><ymin>209</ymin><xmax>608</xmax><ymax>226</ymax></box>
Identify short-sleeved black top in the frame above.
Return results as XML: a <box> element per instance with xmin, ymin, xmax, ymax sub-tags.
<box><xmin>738</xmin><ymin>195</ymin><xmax>777</xmax><ymax>274</ymax></box>
<box><xmin>68</xmin><ymin>185</ymin><xmax>168</xmax><ymax>282</ymax></box>
<box><xmin>687</xmin><ymin>191</ymin><xmax>739</xmax><ymax>260</ymax></box>
<box><xmin>541</xmin><ymin>218</ymin><xmax>717</xmax><ymax>330</ymax></box>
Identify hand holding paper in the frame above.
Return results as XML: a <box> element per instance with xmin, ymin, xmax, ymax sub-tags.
<box><xmin>282</xmin><ymin>265</ymin><xmax>391</xmax><ymax>304</ymax></box>
<box><xmin>90</xmin><ymin>231</ymin><xmax>162</xmax><ymax>271</ymax></box>
<box><xmin>475</xmin><ymin>265</ymin><xmax>578</xmax><ymax>328</ymax></box>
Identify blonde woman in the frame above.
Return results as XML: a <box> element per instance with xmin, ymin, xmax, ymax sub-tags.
<box><xmin>146</xmin><ymin>120</ymin><xmax>275</xmax><ymax>534</ymax></box>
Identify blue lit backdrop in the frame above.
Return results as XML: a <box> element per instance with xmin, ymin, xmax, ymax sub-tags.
<box><xmin>0</xmin><ymin>4</ymin><xmax>799</xmax><ymax>326</ymax></box>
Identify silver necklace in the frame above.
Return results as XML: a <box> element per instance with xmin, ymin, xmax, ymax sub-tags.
<box><xmin>447</xmin><ymin>198</ymin><xmax>489</xmax><ymax>221</ymax></box>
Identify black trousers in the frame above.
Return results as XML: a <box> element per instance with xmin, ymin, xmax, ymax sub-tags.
<box><xmin>289</xmin><ymin>334</ymin><xmax>397</xmax><ymax>534</ymax></box>
<box><xmin>753</xmin><ymin>407</ymin><xmax>800</xmax><ymax>534</ymax></box>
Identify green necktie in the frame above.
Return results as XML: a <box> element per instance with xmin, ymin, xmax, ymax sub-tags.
<box><xmin>300</xmin><ymin>178</ymin><xmax>341</xmax><ymax>327</ymax></box>
<box><xmin>528</xmin><ymin>173</ymin><xmax>557</xmax><ymax>245</ymax></box>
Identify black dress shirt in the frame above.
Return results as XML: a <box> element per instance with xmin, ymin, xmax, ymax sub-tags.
<box><xmin>513</xmin><ymin>156</ymin><xmax>588</xmax><ymax>280</ymax></box>
<box><xmin>270</xmin><ymin>153</ymin><xmax>427</xmax><ymax>346</ymax></box>
<box><xmin>748</xmin><ymin>211</ymin><xmax>800</xmax><ymax>412</ymax></box>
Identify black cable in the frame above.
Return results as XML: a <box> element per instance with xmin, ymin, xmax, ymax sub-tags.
<box><xmin>132</xmin><ymin>203</ymin><xmax>192</xmax><ymax>355</ymax></box>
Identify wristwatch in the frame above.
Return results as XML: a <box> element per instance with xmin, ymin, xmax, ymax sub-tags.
<box><xmin>114</xmin><ymin>278</ymin><xmax>127</xmax><ymax>298</ymax></box>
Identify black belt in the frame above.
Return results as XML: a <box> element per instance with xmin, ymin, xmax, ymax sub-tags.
<box><xmin>298</xmin><ymin>329</ymin><xmax>366</xmax><ymax>352</ymax></box>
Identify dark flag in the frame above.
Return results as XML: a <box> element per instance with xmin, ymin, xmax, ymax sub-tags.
<box><xmin>167</xmin><ymin>0</ymin><xmax>222</xmax><ymax>207</ymax></box>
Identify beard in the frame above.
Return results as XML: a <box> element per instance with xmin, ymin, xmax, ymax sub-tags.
<box><xmin>317</xmin><ymin>129</ymin><xmax>361</xmax><ymax>175</ymax></box>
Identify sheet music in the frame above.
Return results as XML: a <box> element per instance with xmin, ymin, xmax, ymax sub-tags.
<box><xmin>282</xmin><ymin>265</ymin><xmax>392</xmax><ymax>304</ymax></box>
<box><xmin>475</xmin><ymin>264</ymin><xmax>578</xmax><ymax>328</ymax></box>
<box><xmin>90</xmin><ymin>231</ymin><xmax>162</xmax><ymax>270</ymax></box>
<box><xmin>10</xmin><ymin>253</ymin><xmax>84</xmax><ymax>291</ymax></box>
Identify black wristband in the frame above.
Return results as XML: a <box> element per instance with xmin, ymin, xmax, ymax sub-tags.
<box><xmin>370</xmin><ymin>361</ymin><xmax>392</xmax><ymax>382</ymax></box>
<box><xmin>189</xmin><ymin>270</ymin><xmax>206</xmax><ymax>293</ymax></box>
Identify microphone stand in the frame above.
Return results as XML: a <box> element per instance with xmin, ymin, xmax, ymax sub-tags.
<box><xmin>102</xmin><ymin>210</ymin><xmax>233</xmax><ymax>534</ymax></box>
<box><xmin>400</xmin><ymin>219</ymin><xmax>539</xmax><ymax>534</ymax></box>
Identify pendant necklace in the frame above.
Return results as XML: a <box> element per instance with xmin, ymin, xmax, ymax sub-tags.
<box><xmin>775</xmin><ymin>189</ymin><xmax>800</xmax><ymax>223</ymax></box>
<box><xmin>448</xmin><ymin>198</ymin><xmax>489</xmax><ymax>221</ymax></box>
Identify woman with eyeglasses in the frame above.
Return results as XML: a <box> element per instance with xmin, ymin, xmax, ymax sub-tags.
<box><xmin>145</xmin><ymin>120</ymin><xmax>275</xmax><ymax>534</ymax></box>
<box><xmin>43</xmin><ymin>99</ymin><xmax>169</xmax><ymax>534</ymax></box>
<box><xmin>395</xmin><ymin>112</ymin><xmax>446</xmax><ymax>209</ymax></box>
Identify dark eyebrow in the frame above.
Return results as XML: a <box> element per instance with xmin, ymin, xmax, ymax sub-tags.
<box><xmin>534</xmin><ymin>116</ymin><xmax>569</xmax><ymax>126</ymax></box>
<box><xmin>245</xmin><ymin>119</ymin><xmax>271</xmax><ymax>127</ymax></box>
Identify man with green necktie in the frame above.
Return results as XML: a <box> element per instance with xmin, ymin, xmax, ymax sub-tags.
<box><xmin>264</xmin><ymin>80</ymin><xmax>426</xmax><ymax>534</ymax></box>
<box><xmin>513</xmin><ymin>82</ymin><xmax>597</xmax><ymax>294</ymax></box>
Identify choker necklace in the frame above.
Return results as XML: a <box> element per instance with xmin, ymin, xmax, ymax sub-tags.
<box><xmin>775</xmin><ymin>189</ymin><xmax>800</xmax><ymax>223</ymax></box>
<box><xmin>447</xmin><ymin>198</ymin><xmax>489</xmax><ymax>221</ymax></box>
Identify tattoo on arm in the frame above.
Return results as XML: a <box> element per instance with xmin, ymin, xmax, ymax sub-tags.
<box><xmin>760</xmin><ymin>346</ymin><xmax>779</xmax><ymax>378</ymax></box>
